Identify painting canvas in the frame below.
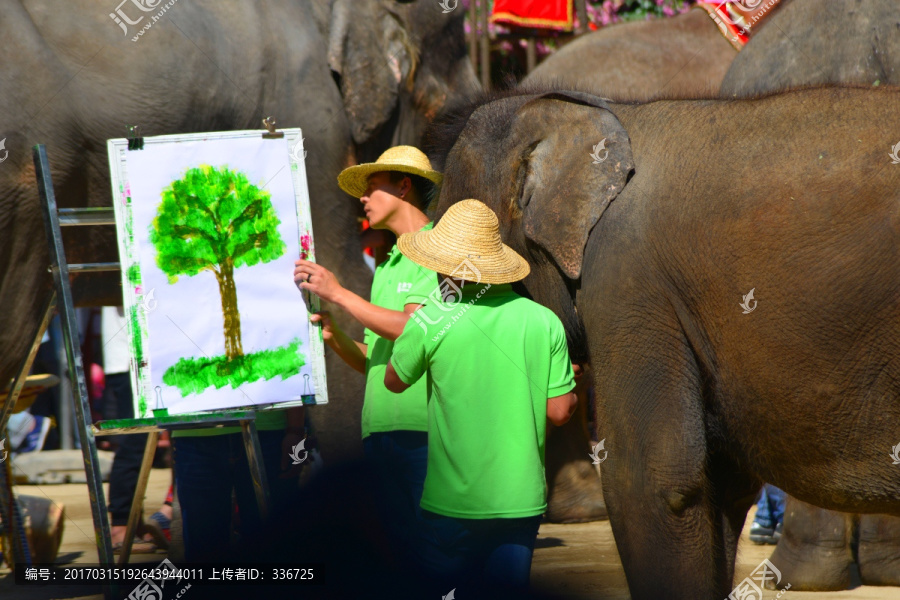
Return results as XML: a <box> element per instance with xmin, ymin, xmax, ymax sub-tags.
<box><xmin>107</xmin><ymin>129</ymin><xmax>327</xmax><ymax>418</ymax></box>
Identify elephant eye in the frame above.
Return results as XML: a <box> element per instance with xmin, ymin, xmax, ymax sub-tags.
<box><xmin>516</xmin><ymin>142</ymin><xmax>539</xmax><ymax>211</ymax></box>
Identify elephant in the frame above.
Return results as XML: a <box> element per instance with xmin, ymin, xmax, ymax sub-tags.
<box><xmin>422</xmin><ymin>84</ymin><xmax>900</xmax><ymax>600</ymax></box>
<box><xmin>766</xmin><ymin>496</ymin><xmax>900</xmax><ymax>591</ymax></box>
<box><xmin>0</xmin><ymin>0</ymin><xmax>478</xmax><ymax>466</ymax></box>
<box><xmin>721</xmin><ymin>0</ymin><xmax>900</xmax><ymax>96</ymax></box>
<box><xmin>524</xmin><ymin>1</ymin><xmax>787</xmax><ymax>100</ymax></box>
<box><xmin>521</xmin><ymin>1</ymin><xmax>792</xmax><ymax>524</ymax></box>
<box><xmin>719</xmin><ymin>0</ymin><xmax>900</xmax><ymax>588</ymax></box>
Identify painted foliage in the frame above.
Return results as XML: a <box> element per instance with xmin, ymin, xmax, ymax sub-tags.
<box><xmin>108</xmin><ymin>130</ymin><xmax>326</xmax><ymax>416</ymax></box>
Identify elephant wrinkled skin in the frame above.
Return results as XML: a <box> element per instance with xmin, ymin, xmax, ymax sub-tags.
<box><xmin>425</xmin><ymin>85</ymin><xmax>900</xmax><ymax>600</ymax></box>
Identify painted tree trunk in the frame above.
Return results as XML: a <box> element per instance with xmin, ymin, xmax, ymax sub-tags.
<box><xmin>216</xmin><ymin>258</ymin><xmax>243</xmax><ymax>359</ymax></box>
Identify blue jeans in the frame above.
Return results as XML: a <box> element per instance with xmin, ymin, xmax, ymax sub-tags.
<box><xmin>755</xmin><ymin>484</ymin><xmax>786</xmax><ymax>528</ymax></box>
<box><xmin>173</xmin><ymin>430</ymin><xmax>295</xmax><ymax>562</ymax></box>
<box><xmin>417</xmin><ymin>510</ymin><xmax>542</xmax><ymax>595</ymax></box>
<box><xmin>362</xmin><ymin>430</ymin><xmax>428</xmax><ymax>564</ymax></box>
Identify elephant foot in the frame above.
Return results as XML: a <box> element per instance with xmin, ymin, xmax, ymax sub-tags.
<box><xmin>545</xmin><ymin>459</ymin><xmax>607</xmax><ymax>523</ymax></box>
<box><xmin>857</xmin><ymin>514</ymin><xmax>900</xmax><ymax>586</ymax></box>
<box><xmin>766</xmin><ymin>496</ymin><xmax>854</xmax><ymax>591</ymax></box>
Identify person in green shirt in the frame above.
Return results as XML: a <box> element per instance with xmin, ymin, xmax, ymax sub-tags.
<box><xmin>293</xmin><ymin>145</ymin><xmax>441</xmax><ymax>564</ymax></box>
<box><xmin>384</xmin><ymin>199</ymin><xmax>578</xmax><ymax>594</ymax></box>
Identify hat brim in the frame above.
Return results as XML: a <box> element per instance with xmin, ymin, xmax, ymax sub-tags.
<box><xmin>397</xmin><ymin>229</ymin><xmax>531</xmax><ymax>285</ymax></box>
<box><xmin>338</xmin><ymin>163</ymin><xmax>443</xmax><ymax>199</ymax></box>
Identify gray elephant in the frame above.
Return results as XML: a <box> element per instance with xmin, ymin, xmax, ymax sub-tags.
<box><xmin>521</xmin><ymin>1</ymin><xmax>792</xmax><ymax>524</ymax></box>
<box><xmin>720</xmin><ymin>0</ymin><xmax>900</xmax><ymax>588</ymax></box>
<box><xmin>0</xmin><ymin>0</ymin><xmax>477</xmax><ymax>464</ymax></box>
<box><xmin>423</xmin><ymin>84</ymin><xmax>900</xmax><ymax>600</ymax></box>
<box><xmin>721</xmin><ymin>0</ymin><xmax>900</xmax><ymax>96</ymax></box>
<box><xmin>525</xmin><ymin>1</ymin><xmax>787</xmax><ymax>99</ymax></box>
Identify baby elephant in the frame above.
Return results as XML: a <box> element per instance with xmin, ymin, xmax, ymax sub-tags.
<box><xmin>425</xmin><ymin>84</ymin><xmax>900</xmax><ymax>600</ymax></box>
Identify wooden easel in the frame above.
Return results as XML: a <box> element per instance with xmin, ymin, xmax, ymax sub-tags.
<box><xmin>0</xmin><ymin>145</ymin><xmax>273</xmax><ymax>591</ymax></box>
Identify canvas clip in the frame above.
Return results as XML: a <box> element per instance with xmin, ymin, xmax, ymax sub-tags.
<box><xmin>127</xmin><ymin>125</ymin><xmax>144</xmax><ymax>151</ymax></box>
<box><xmin>261</xmin><ymin>117</ymin><xmax>284</xmax><ymax>139</ymax></box>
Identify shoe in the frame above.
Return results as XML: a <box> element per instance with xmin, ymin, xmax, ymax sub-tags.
<box><xmin>16</xmin><ymin>416</ymin><xmax>51</xmax><ymax>454</ymax></box>
<box><xmin>112</xmin><ymin>537</ymin><xmax>157</xmax><ymax>554</ymax></box>
<box><xmin>144</xmin><ymin>512</ymin><xmax>171</xmax><ymax>548</ymax></box>
<box><xmin>749</xmin><ymin>521</ymin><xmax>777</xmax><ymax>545</ymax></box>
<box><xmin>773</xmin><ymin>521</ymin><xmax>783</xmax><ymax>543</ymax></box>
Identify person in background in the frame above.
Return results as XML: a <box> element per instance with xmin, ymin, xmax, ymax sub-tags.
<box><xmin>294</xmin><ymin>146</ymin><xmax>442</xmax><ymax>565</ymax></box>
<box><xmin>750</xmin><ymin>483</ymin><xmax>786</xmax><ymax>544</ymax></box>
<box><xmin>384</xmin><ymin>200</ymin><xmax>578</xmax><ymax>595</ymax></box>
<box><xmin>101</xmin><ymin>306</ymin><xmax>169</xmax><ymax>552</ymax></box>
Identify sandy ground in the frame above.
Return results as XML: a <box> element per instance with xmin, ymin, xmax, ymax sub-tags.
<box><xmin>1</xmin><ymin>468</ymin><xmax>898</xmax><ymax>600</ymax></box>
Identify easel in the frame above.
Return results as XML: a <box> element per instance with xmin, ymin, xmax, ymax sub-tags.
<box><xmin>0</xmin><ymin>144</ymin><xmax>274</xmax><ymax>590</ymax></box>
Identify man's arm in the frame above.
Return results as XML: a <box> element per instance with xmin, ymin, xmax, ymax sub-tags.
<box><xmin>310</xmin><ymin>311</ymin><xmax>367</xmax><ymax>374</ymax></box>
<box><xmin>384</xmin><ymin>361</ymin><xmax>411</xmax><ymax>394</ymax></box>
<box><xmin>295</xmin><ymin>259</ymin><xmax>418</xmax><ymax>340</ymax></box>
<box><xmin>547</xmin><ymin>392</ymin><xmax>578</xmax><ymax>426</ymax></box>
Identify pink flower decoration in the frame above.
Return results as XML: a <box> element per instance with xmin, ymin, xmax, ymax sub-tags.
<box><xmin>299</xmin><ymin>233</ymin><xmax>312</xmax><ymax>260</ymax></box>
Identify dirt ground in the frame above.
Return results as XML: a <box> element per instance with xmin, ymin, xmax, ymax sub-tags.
<box><xmin>1</xmin><ymin>467</ymin><xmax>898</xmax><ymax>600</ymax></box>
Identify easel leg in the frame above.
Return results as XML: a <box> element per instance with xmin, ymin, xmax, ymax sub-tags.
<box><xmin>117</xmin><ymin>430</ymin><xmax>159</xmax><ymax>566</ymax></box>
<box><xmin>34</xmin><ymin>145</ymin><xmax>114</xmax><ymax>567</ymax></box>
<box><xmin>240</xmin><ymin>420</ymin><xmax>270</xmax><ymax>521</ymax></box>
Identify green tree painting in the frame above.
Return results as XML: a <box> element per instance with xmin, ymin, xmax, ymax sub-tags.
<box><xmin>150</xmin><ymin>165</ymin><xmax>304</xmax><ymax>396</ymax></box>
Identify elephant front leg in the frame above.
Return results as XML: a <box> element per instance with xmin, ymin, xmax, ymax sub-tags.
<box><xmin>594</xmin><ymin>334</ymin><xmax>753</xmax><ymax>599</ymax></box>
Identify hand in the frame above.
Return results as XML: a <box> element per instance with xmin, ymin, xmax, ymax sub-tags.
<box><xmin>280</xmin><ymin>430</ymin><xmax>308</xmax><ymax>479</ymax></box>
<box><xmin>309</xmin><ymin>311</ymin><xmax>341</xmax><ymax>343</ymax></box>
<box><xmin>294</xmin><ymin>259</ymin><xmax>343</xmax><ymax>304</ymax></box>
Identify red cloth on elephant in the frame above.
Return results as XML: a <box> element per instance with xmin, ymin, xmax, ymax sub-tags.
<box><xmin>491</xmin><ymin>0</ymin><xmax>573</xmax><ymax>32</ymax></box>
<box><xmin>694</xmin><ymin>1</ymin><xmax>750</xmax><ymax>51</ymax></box>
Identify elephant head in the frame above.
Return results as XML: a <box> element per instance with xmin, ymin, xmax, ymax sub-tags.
<box><xmin>426</xmin><ymin>90</ymin><xmax>634</xmax><ymax>360</ymax></box>
<box><xmin>328</xmin><ymin>0</ymin><xmax>480</xmax><ymax>161</ymax></box>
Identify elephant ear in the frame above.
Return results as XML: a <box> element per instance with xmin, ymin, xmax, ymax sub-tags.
<box><xmin>328</xmin><ymin>0</ymin><xmax>415</xmax><ymax>146</ymax></box>
<box><xmin>517</xmin><ymin>92</ymin><xmax>634</xmax><ymax>280</ymax></box>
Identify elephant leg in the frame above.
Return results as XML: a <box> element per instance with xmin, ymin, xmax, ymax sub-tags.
<box><xmin>545</xmin><ymin>376</ymin><xmax>607</xmax><ymax>523</ymax></box>
<box><xmin>857</xmin><ymin>514</ymin><xmax>900</xmax><ymax>586</ymax></box>
<box><xmin>596</xmin><ymin>332</ymin><xmax>746</xmax><ymax>599</ymax></box>
<box><xmin>766</xmin><ymin>495</ymin><xmax>855</xmax><ymax>591</ymax></box>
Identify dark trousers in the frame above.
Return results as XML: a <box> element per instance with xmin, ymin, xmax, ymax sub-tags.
<box><xmin>362</xmin><ymin>430</ymin><xmax>428</xmax><ymax>565</ymax></box>
<box><xmin>106</xmin><ymin>373</ymin><xmax>148</xmax><ymax>526</ymax></box>
<box><xmin>417</xmin><ymin>510</ymin><xmax>542</xmax><ymax>597</ymax></box>
<box><xmin>173</xmin><ymin>430</ymin><xmax>295</xmax><ymax>563</ymax></box>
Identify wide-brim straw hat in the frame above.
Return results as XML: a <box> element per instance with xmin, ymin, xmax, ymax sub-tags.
<box><xmin>337</xmin><ymin>145</ymin><xmax>443</xmax><ymax>198</ymax></box>
<box><xmin>397</xmin><ymin>199</ymin><xmax>530</xmax><ymax>284</ymax></box>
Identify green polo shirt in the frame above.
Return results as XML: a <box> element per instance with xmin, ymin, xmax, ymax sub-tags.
<box><xmin>390</xmin><ymin>282</ymin><xmax>575</xmax><ymax>519</ymax></box>
<box><xmin>361</xmin><ymin>223</ymin><xmax>436</xmax><ymax>439</ymax></box>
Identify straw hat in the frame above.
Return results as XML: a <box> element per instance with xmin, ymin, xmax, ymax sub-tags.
<box><xmin>397</xmin><ymin>199</ymin><xmax>530</xmax><ymax>284</ymax></box>
<box><xmin>337</xmin><ymin>145</ymin><xmax>443</xmax><ymax>198</ymax></box>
